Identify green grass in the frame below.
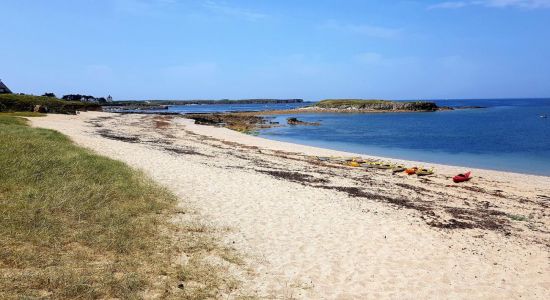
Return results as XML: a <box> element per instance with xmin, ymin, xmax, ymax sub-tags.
<box><xmin>0</xmin><ymin>116</ymin><xmax>243</xmax><ymax>298</ymax></box>
<box><xmin>0</xmin><ymin>94</ymin><xmax>100</xmax><ymax>114</ymax></box>
<box><xmin>507</xmin><ymin>214</ymin><xmax>529</xmax><ymax>222</ymax></box>
<box><xmin>0</xmin><ymin>111</ymin><xmax>46</xmax><ymax>117</ymax></box>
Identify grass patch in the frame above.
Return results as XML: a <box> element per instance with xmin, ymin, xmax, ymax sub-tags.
<box><xmin>507</xmin><ymin>214</ymin><xmax>529</xmax><ymax>222</ymax></box>
<box><xmin>0</xmin><ymin>111</ymin><xmax>46</xmax><ymax>117</ymax></box>
<box><xmin>0</xmin><ymin>116</ymin><xmax>244</xmax><ymax>298</ymax></box>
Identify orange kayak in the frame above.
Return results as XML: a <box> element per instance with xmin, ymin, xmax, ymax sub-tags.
<box><xmin>405</xmin><ymin>167</ymin><xmax>418</xmax><ymax>175</ymax></box>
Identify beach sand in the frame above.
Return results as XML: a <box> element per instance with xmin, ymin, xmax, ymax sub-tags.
<box><xmin>31</xmin><ymin>112</ymin><xmax>549</xmax><ymax>299</ymax></box>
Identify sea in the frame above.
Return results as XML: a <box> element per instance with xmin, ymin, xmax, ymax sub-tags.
<box><xmin>165</xmin><ymin>99</ymin><xmax>550</xmax><ymax>176</ymax></box>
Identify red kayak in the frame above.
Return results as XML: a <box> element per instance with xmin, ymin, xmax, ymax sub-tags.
<box><xmin>453</xmin><ymin>171</ymin><xmax>472</xmax><ymax>183</ymax></box>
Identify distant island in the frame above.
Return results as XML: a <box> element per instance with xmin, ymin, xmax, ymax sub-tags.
<box><xmin>304</xmin><ymin>99</ymin><xmax>439</xmax><ymax>112</ymax></box>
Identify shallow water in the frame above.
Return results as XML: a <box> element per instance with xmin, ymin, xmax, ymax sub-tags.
<box><xmin>255</xmin><ymin>99</ymin><xmax>550</xmax><ymax>176</ymax></box>
<box><xmin>164</xmin><ymin>102</ymin><xmax>308</xmax><ymax>113</ymax></box>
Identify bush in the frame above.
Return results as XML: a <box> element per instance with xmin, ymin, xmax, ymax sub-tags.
<box><xmin>0</xmin><ymin>94</ymin><xmax>101</xmax><ymax>114</ymax></box>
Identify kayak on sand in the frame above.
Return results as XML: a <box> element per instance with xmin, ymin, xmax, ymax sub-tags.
<box><xmin>453</xmin><ymin>171</ymin><xmax>472</xmax><ymax>183</ymax></box>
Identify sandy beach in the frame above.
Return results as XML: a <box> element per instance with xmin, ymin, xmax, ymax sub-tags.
<box><xmin>30</xmin><ymin>112</ymin><xmax>550</xmax><ymax>299</ymax></box>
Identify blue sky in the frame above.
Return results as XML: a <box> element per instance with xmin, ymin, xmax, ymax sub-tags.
<box><xmin>1</xmin><ymin>0</ymin><xmax>550</xmax><ymax>100</ymax></box>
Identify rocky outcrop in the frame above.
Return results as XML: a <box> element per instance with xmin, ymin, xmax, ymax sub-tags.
<box><xmin>185</xmin><ymin>113</ymin><xmax>271</xmax><ymax>133</ymax></box>
<box><xmin>286</xmin><ymin>117</ymin><xmax>320</xmax><ymax>126</ymax></box>
<box><xmin>33</xmin><ymin>105</ymin><xmax>48</xmax><ymax>113</ymax></box>
<box><xmin>309</xmin><ymin>99</ymin><xmax>439</xmax><ymax>112</ymax></box>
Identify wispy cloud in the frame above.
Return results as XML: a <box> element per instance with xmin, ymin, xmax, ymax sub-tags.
<box><xmin>429</xmin><ymin>1</ymin><xmax>470</xmax><ymax>9</ymax></box>
<box><xmin>202</xmin><ymin>1</ymin><xmax>267</xmax><ymax>21</ymax></box>
<box><xmin>113</xmin><ymin>0</ymin><xmax>177</xmax><ymax>15</ymax></box>
<box><xmin>322</xmin><ymin>21</ymin><xmax>402</xmax><ymax>39</ymax></box>
<box><xmin>429</xmin><ymin>0</ymin><xmax>550</xmax><ymax>9</ymax></box>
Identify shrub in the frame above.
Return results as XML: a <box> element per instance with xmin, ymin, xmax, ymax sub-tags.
<box><xmin>0</xmin><ymin>94</ymin><xmax>101</xmax><ymax>114</ymax></box>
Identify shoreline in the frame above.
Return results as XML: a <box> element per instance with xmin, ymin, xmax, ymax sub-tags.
<box><xmin>29</xmin><ymin>112</ymin><xmax>550</xmax><ymax>298</ymax></box>
<box><xmin>177</xmin><ymin>116</ymin><xmax>550</xmax><ymax>181</ymax></box>
<box><xmin>254</xmin><ymin>133</ymin><xmax>550</xmax><ymax>177</ymax></box>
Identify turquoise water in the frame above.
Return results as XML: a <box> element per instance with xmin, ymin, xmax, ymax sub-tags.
<box><xmin>256</xmin><ymin>99</ymin><xmax>550</xmax><ymax>176</ymax></box>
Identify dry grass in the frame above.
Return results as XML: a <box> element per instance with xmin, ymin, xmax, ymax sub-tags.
<box><xmin>0</xmin><ymin>111</ymin><xmax>46</xmax><ymax>117</ymax></box>
<box><xmin>0</xmin><ymin>115</ymin><xmax>246</xmax><ymax>299</ymax></box>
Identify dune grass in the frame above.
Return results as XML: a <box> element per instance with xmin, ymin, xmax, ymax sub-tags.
<box><xmin>0</xmin><ymin>116</ymin><xmax>244</xmax><ymax>299</ymax></box>
<box><xmin>0</xmin><ymin>111</ymin><xmax>46</xmax><ymax>117</ymax></box>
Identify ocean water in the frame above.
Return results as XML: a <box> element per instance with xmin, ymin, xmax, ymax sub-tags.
<box><xmin>254</xmin><ymin>99</ymin><xmax>550</xmax><ymax>176</ymax></box>
<box><xmin>164</xmin><ymin>102</ymin><xmax>308</xmax><ymax>113</ymax></box>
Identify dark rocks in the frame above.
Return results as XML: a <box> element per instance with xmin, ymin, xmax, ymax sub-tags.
<box><xmin>33</xmin><ymin>105</ymin><xmax>48</xmax><ymax>113</ymax></box>
<box><xmin>185</xmin><ymin>113</ymin><xmax>269</xmax><ymax>132</ymax></box>
<box><xmin>286</xmin><ymin>117</ymin><xmax>320</xmax><ymax>126</ymax></box>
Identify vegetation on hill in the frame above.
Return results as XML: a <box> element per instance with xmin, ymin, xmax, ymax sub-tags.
<box><xmin>105</xmin><ymin>99</ymin><xmax>304</xmax><ymax>106</ymax></box>
<box><xmin>0</xmin><ymin>116</ymin><xmax>243</xmax><ymax>298</ymax></box>
<box><xmin>0</xmin><ymin>94</ymin><xmax>100</xmax><ymax>114</ymax></box>
<box><xmin>61</xmin><ymin>94</ymin><xmax>109</xmax><ymax>103</ymax></box>
<box><xmin>313</xmin><ymin>99</ymin><xmax>439</xmax><ymax>111</ymax></box>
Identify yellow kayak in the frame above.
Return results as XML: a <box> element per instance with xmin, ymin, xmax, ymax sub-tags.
<box><xmin>416</xmin><ymin>168</ymin><xmax>434</xmax><ymax>176</ymax></box>
<box><xmin>347</xmin><ymin>161</ymin><xmax>361</xmax><ymax>167</ymax></box>
<box><xmin>376</xmin><ymin>163</ymin><xmax>393</xmax><ymax>169</ymax></box>
<box><xmin>392</xmin><ymin>165</ymin><xmax>406</xmax><ymax>173</ymax></box>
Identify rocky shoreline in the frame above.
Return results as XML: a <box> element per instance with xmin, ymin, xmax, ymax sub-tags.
<box><xmin>107</xmin><ymin>99</ymin><xmax>486</xmax><ymax>134</ymax></box>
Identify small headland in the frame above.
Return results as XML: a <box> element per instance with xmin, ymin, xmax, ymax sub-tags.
<box><xmin>182</xmin><ymin>99</ymin><xmax>442</xmax><ymax>132</ymax></box>
<box><xmin>305</xmin><ymin>99</ymin><xmax>440</xmax><ymax>112</ymax></box>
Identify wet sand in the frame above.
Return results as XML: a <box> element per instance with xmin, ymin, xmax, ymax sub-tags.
<box><xmin>31</xmin><ymin>112</ymin><xmax>550</xmax><ymax>299</ymax></box>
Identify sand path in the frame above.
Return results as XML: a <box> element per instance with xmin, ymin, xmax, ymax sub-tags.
<box><xmin>31</xmin><ymin>112</ymin><xmax>549</xmax><ymax>299</ymax></box>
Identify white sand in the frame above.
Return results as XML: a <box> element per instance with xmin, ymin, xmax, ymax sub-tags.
<box><xmin>31</xmin><ymin>112</ymin><xmax>550</xmax><ymax>299</ymax></box>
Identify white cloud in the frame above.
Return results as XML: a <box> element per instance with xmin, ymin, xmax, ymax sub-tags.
<box><xmin>322</xmin><ymin>21</ymin><xmax>402</xmax><ymax>39</ymax></box>
<box><xmin>484</xmin><ymin>0</ymin><xmax>550</xmax><ymax>8</ymax></box>
<box><xmin>202</xmin><ymin>1</ymin><xmax>267</xmax><ymax>21</ymax></box>
<box><xmin>429</xmin><ymin>0</ymin><xmax>550</xmax><ymax>9</ymax></box>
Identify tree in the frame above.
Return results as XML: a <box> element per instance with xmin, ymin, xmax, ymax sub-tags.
<box><xmin>42</xmin><ymin>92</ymin><xmax>57</xmax><ymax>98</ymax></box>
<box><xmin>62</xmin><ymin>94</ymin><xmax>83</xmax><ymax>101</ymax></box>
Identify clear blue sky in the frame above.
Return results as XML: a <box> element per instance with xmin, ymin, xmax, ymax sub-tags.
<box><xmin>2</xmin><ymin>0</ymin><xmax>550</xmax><ymax>100</ymax></box>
